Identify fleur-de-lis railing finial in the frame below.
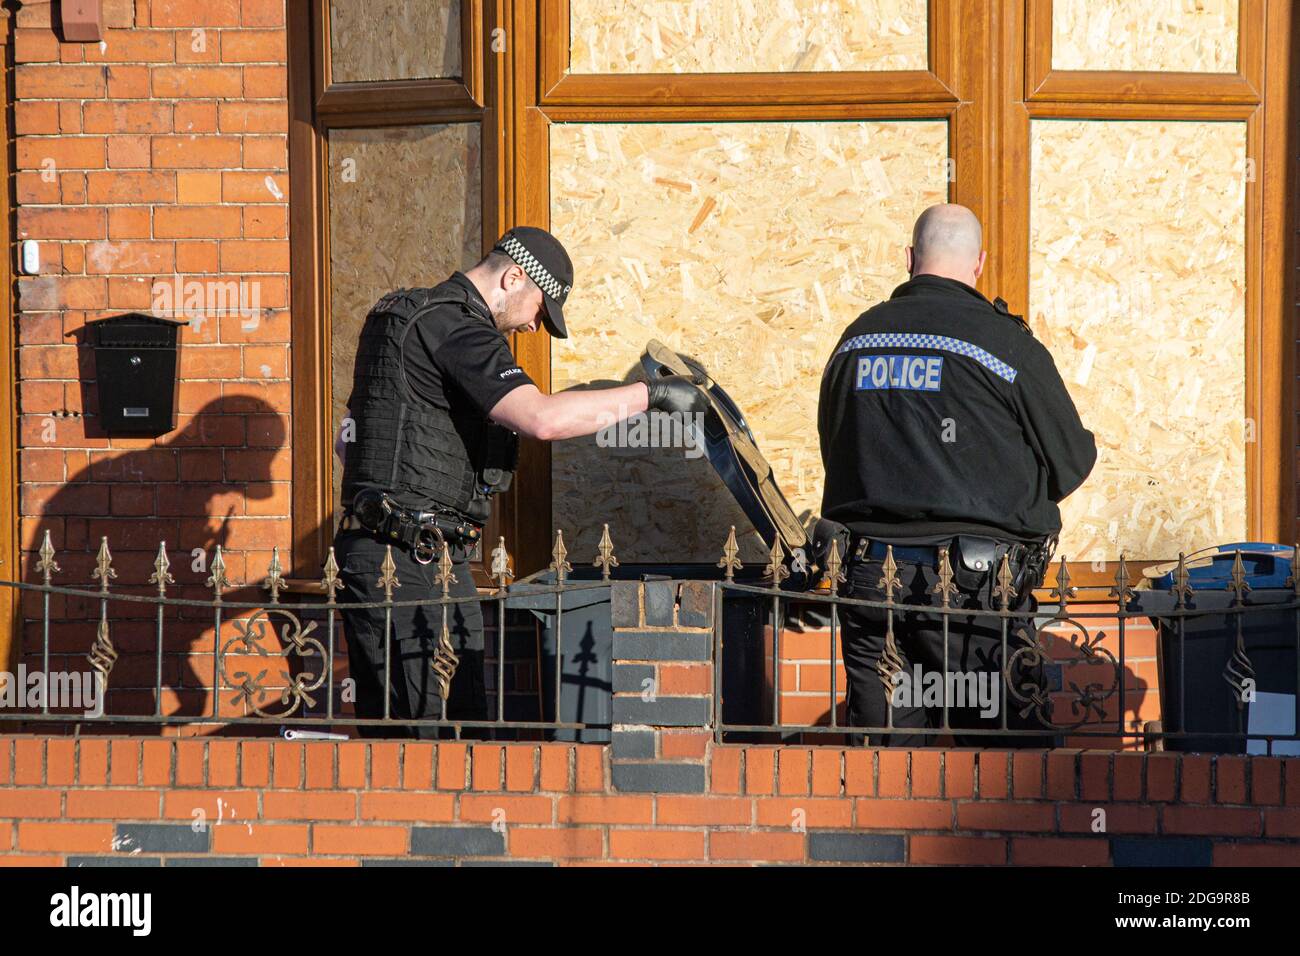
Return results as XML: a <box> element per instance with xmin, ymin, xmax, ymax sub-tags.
<box><xmin>593</xmin><ymin>524</ymin><xmax>619</xmax><ymax>581</ymax></box>
<box><xmin>717</xmin><ymin>526</ymin><xmax>742</xmax><ymax>582</ymax></box>
<box><xmin>1288</xmin><ymin>543</ymin><xmax>1300</xmax><ymax>597</ymax></box>
<box><xmin>206</xmin><ymin>545</ymin><xmax>228</xmax><ymax>601</ymax></box>
<box><xmin>765</xmin><ymin>537</ymin><xmax>788</xmax><ymax>587</ymax></box>
<box><xmin>992</xmin><ymin>552</ymin><xmax>1016</xmax><ymax>610</ymax></box>
<box><xmin>149</xmin><ymin>540</ymin><xmax>174</xmax><ymax>596</ymax></box>
<box><xmin>1171</xmin><ymin>552</ymin><xmax>1193</xmax><ymax>609</ymax></box>
<box><xmin>1226</xmin><ymin>549</ymin><xmax>1251</xmax><ymax>603</ymax></box>
<box><xmin>822</xmin><ymin>537</ymin><xmax>846</xmax><ymax>589</ymax></box>
<box><xmin>1050</xmin><ymin>555</ymin><xmax>1075</xmax><ymax>607</ymax></box>
<box><xmin>92</xmin><ymin>536</ymin><xmax>116</xmax><ymax>593</ymax></box>
<box><xmin>1109</xmin><ymin>553</ymin><xmax>1133</xmax><ymax>607</ymax></box>
<box><xmin>877</xmin><ymin>545</ymin><xmax>901</xmax><ymax>604</ymax></box>
<box><xmin>933</xmin><ymin>546</ymin><xmax>959</xmax><ymax>608</ymax></box>
<box><xmin>549</xmin><ymin>530</ymin><xmax>572</xmax><ymax>585</ymax></box>
<box><xmin>262</xmin><ymin>546</ymin><xmax>285</xmax><ymax>603</ymax></box>
<box><xmin>437</xmin><ymin>541</ymin><xmax>456</xmax><ymax>598</ymax></box>
<box><xmin>491</xmin><ymin>537</ymin><xmax>513</xmax><ymax>591</ymax></box>
<box><xmin>319</xmin><ymin>547</ymin><xmax>342</xmax><ymax>600</ymax></box>
<box><xmin>37</xmin><ymin>529</ymin><xmax>61</xmax><ymax>584</ymax></box>
<box><xmin>377</xmin><ymin>544</ymin><xmax>400</xmax><ymax>600</ymax></box>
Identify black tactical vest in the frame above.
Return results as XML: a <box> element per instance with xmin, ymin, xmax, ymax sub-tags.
<box><xmin>340</xmin><ymin>284</ymin><xmax>493</xmax><ymax>517</ymax></box>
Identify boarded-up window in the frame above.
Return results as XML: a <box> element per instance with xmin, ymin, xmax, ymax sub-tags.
<box><xmin>549</xmin><ymin>120</ymin><xmax>949</xmax><ymax>562</ymax></box>
<box><xmin>1029</xmin><ymin>119</ymin><xmax>1248</xmax><ymax>561</ymax></box>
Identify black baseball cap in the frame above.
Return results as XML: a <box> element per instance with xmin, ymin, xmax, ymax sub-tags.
<box><xmin>492</xmin><ymin>226</ymin><xmax>573</xmax><ymax>338</ymax></box>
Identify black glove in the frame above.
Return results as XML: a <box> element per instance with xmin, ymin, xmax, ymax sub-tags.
<box><xmin>646</xmin><ymin>375</ymin><xmax>709</xmax><ymax>416</ymax></box>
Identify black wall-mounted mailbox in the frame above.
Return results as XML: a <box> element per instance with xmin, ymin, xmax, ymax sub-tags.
<box><xmin>86</xmin><ymin>312</ymin><xmax>187</xmax><ymax>435</ymax></box>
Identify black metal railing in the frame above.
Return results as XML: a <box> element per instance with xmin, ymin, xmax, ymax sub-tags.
<box><xmin>713</xmin><ymin>536</ymin><xmax>1300</xmax><ymax>753</ymax></box>
<box><xmin>0</xmin><ymin>528</ymin><xmax>614</xmax><ymax>738</ymax></box>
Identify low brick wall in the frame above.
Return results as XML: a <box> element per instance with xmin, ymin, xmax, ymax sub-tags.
<box><xmin>0</xmin><ymin>736</ymin><xmax>1297</xmax><ymax>866</ymax></box>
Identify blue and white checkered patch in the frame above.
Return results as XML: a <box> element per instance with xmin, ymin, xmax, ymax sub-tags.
<box><xmin>834</xmin><ymin>333</ymin><xmax>1018</xmax><ymax>383</ymax></box>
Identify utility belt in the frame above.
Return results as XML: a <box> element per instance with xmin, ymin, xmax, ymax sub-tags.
<box><xmin>811</xmin><ymin>518</ymin><xmax>1056</xmax><ymax>600</ymax></box>
<box><xmin>340</xmin><ymin>488</ymin><xmax>482</xmax><ymax>565</ymax></box>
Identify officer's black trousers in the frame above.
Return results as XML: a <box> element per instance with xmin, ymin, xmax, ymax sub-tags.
<box><xmin>334</xmin><ymin>529</ymin><xmax>488</xmax><ymax>739</ymax></box>
<box><xmin>839</xmin><ymin>553</ymin><xmax>1055</xmax><ymax>748</ymax></box>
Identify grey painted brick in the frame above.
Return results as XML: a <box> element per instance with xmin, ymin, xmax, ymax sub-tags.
<box><xmin>644</xmin><ymin>581</ymin><xmax>676</xmax><ymax>626</ymax></box>
<box><xmin>410</xmin><ymin>826</ymin><xmax>505</xmax><ymax>857</ymax></box>
<box><xmin>809</xmin><ymin>832</ymin><xmax>904</xmax><ymax>863</ymax></box>
<box><xmin>115</xmin><ymin>823</ymin><xmax>209</xmax><ymax>854</ymax></box>
<box><xmin>612</xmin><ymin>762</ymin><xmax>706</xmax><ymax>793</ymax></box>
<box><xmin>611</xmin><ymin>730</ymin><xmax>655</xmax><ymax>759</ymax></box>
<box><xmin>612</xmin><ymin>696</ymin><xmax>710</xmax><ymax>727</ymax></box>
<box><xmin>611</xmin><ymin>582</ymin><xmax>640</xmax><ymax>628</ymax></box>
<box><xmin>677</xmin><ymin>582</ymin><xmax>714</xmax><ymax>628</ymax></box>
<box><xmin>1111</xmin><ymin>838</ymin><xmax>1212</xmax><ymax>868</ymax></box>
<box><xmin>614</xmin><ymin>630</ymin><xmax>710</xmax><ymax>662</ymax></box>
<box><xmin>363</xmin><ymin>859</ymin><xmax>456</xmax><ymax>867</ymax></box>
<box><xmin>612</xmin><ymin>663</ymin><xmax>654</xmax><ymax>694</ymax></box>
<box><xmin>166</xmin><ymin>857</ymin><xmax>258</xmax><ymax>867</ymax></box>
<box><xmin>68</xmin><ymin>856</ymin><xmax>162</xmax><ymax>867</ymax></box>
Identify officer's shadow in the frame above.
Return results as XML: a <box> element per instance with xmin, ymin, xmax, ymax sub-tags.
<box><xmin>18</xmin><ymin>394</ymin><xmax>292</xmax><ymax>736</ymax></box>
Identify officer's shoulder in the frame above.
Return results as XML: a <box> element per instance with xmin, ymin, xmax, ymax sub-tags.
<box><xmin>990</xmin><ymin>296</ymin><xmax>1035</xmax><ymax>337</ymax></box>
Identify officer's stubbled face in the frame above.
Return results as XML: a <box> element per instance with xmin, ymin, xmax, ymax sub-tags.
<box><xmin>491</xmin><ymin>267</ymin><xmax>546</xmax><ymax>335</ymax></box>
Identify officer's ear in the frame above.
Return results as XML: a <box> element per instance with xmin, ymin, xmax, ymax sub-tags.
<box><xmin>501</xmin><ymin>262</ymin><xmax>527</xmax><ymax>292</ymax></box>
<box><xmin>973</xmin><ymin>250</ymin><xmax>987</xmax><ymax>281</ymax></box>
<box><xmin>905</xmin><ymin>246</ymin><xmax>915</xmax><ymax>277</ymax></box>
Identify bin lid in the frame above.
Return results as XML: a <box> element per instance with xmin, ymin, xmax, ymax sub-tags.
<box><xmin>640</xmin><ymin>339</ymin><xmax>810</xmax><ymax>574</ymax></box>
<box><xmin>1143</xmin><ymin>542</ymin><xmax>1295</xmax><ymax>589</ymax></box>
<box><xmin>86</xmin><ymin>312</ymin><xmax>187</xmax><ymax>347</ymax></box>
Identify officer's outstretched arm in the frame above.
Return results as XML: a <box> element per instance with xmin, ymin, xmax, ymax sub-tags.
<box><xmin>489</xmin><ymin>382</ymin><xmax>650</xmax><ymax>442</ymax></box>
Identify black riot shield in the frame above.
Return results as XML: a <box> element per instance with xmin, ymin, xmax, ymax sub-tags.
<box><xmin>639</xmin><ymin>339</ymin><xmax>812</xmax><ymax>587</ymax></box>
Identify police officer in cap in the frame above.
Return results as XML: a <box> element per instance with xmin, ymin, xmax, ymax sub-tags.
<box><xmin>817</xmin><ymin>204</ymin><xmax>1097</xmax><ymax>747</ymax></box>
<box><xmin>334</xmin><ymin>226</ymin><xmax>704</xmax><ymax>737</ymax></box>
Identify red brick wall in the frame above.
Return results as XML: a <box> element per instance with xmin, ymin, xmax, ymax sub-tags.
<box><xmin>14</xmin><ymin>0</ymin><xmax>291</xmax><ymax>594</ymax></box>
<box><xmin>11</xmin><ymin>0</ymin><xmax>292</xmax><ymax>698</ymax></box>
<box><xmin>0</xmin><ymin>736</ymin><xmax>1296</xmax><ymax>866</ymax></box>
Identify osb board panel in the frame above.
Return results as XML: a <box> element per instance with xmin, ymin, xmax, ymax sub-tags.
<box><xmin>1029</xmin><ymin>119</ymin><xmax>1247</xmax><ymax>562</ymax></box>
<box><xmin>550</xmin><ymin>120</ymin><xmax>949</xmax><ymax>563</ymax></box>
<box><xmin>1051</xmin><ymin>0</ymin><xmax>1238</xmax><ymax>73</ymax></box>
<box><xmin>569</xmin><ymin>0</ymin><xmax>927</xmax><ymax>74</ymax></box>
<box><xmin>329</xmin><ymin>0</ymin><xmax>462</xmax><ymax>83</ymax></box>
<box><xmin>328</xmin><ymin>124</ymin><xmax>482</xmax><ymax>515</ymax></box>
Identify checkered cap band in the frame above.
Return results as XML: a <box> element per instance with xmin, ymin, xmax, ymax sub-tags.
<box><xmin>499</xmin><ymin>235</ymin><xmax>570</xmax><ymax>301</ymax></box>
<box><xmin>834</xmin><ymin>332</ymin><xmax>1019</xmax><ymax>383</ymax></box>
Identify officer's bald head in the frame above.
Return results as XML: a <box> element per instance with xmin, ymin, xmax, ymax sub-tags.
<box><xmin>907</xmin><ymin>204</ymin><xmax>986</xmax><ymax>288</ymax></box>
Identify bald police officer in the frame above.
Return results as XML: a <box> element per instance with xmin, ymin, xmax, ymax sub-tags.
<box><xmin>818</xmin><ymin>204</ymin><xmax>1096</xmax><ymax>747</ymax></box>
<box><xmin>334</xmin><ymin>227</ymin><xmax>703</xmax><ymax>738</ymax></box>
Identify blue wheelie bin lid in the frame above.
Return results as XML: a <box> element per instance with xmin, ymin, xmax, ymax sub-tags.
<box><xmin>1144</xmin><ymin>542</ymin><xmax>1294</xmax><ymax>590</ymax></box>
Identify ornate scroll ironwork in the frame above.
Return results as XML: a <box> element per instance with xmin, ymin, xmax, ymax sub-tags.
<box><xmin>220</xmin><ymin>610</ymin><xmax>328</xmax><ymax>719</ymax></box>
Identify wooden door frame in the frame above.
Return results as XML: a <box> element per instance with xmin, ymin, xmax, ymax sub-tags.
<box><xmin>0</xmin><ymin>17</ymin><xmax>15</xmax><ymax>671</ymax></box>
<box><xmin>508</xmin><ymin>0</ymin><xmax>1295</xmax><ymax>581</ymax></box>
<box><xmin>286</xmin><ymin>0</ymin><xmax>510</xmax><ymax>587</ymax></box>
<box><xmin>999</xmin><ymin>0</ymin><xmax>1294</xmax><ymax>584</ymax></box>
<box><xmin>285</xmin><ymin>1</ymin><xmax>1295</xmax><ymax>582</ymax></box>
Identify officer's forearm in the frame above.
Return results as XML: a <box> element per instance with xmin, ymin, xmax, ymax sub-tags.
<box><xmin>490</xmin><ymin>382</ymin><xmax>650</xmax><ymax>441</ymax></box>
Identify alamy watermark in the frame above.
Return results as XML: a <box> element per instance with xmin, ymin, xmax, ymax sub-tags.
<box><xmin>595</xmin><ymin>407</ymin><xmax>706</xmax><ymax>459</ymax></box>
<box><xmin>0</xmin><ymin>667</ymin><xmax>103</xmax><ymax>718</ymax></box>
<box><xmin>891</xmin><ymin>665</ymin><xmax>1000</xmax><ymax>719</ymax></box>
<box><xmin>151</xmin><ymin>276</ymin><xmax>262</xmax><ymax>330</ymax></box>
